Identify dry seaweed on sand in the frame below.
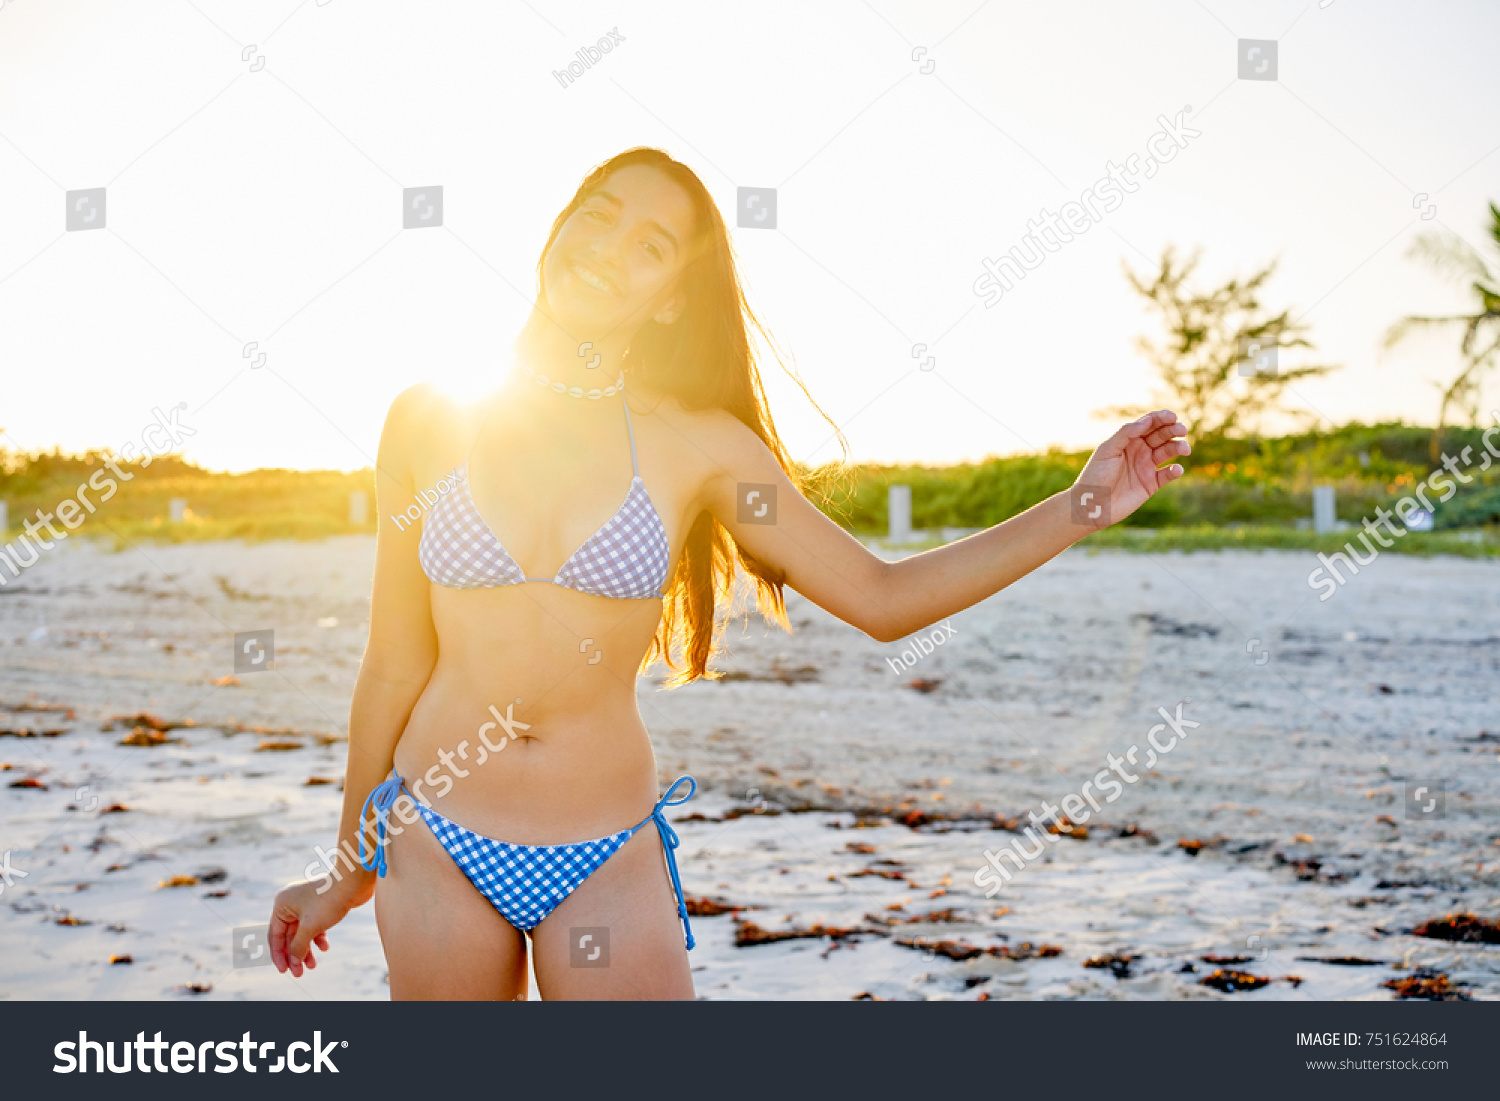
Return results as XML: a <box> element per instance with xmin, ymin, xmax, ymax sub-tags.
<box><xmin>227</xmin><ymin>722</ymin><xmax>345</xmax><ymax>746</ymax></box>
<box><xmin>1272</xmin><ymin>851</ymin><xmax>1338</xmax><ymax>881</ymax></box>
<box><xmin>849</xmin><ymin>868</ymin><xmax>907</xmax><ymax>882</ymax></box>
<box><xmin>684</xmin><ymin>897</ymin><xmax>757</xmax><ymax>917</ymax></box>
<box><xmin>1408</xmin><ymin>911</ymin><xmax>1500</xmax><ymax>944</ymax></box>
<box><xmin>106</xmin><ymin>712</ymin><xmax>196</xmax><ymax>732</ymax></box>
<box><xmin>1295</xmin><ymin>955</ymin><xmax>1387</xmax><ymax>966</ymax></box>
<box><xmin>1384</xmin><ymin>967</ymin><xmax>1471</xmax><ymax>1001</ymax></box>
<box><xmin>895</xmin><ymin>938</ymin><xmax>1061</xmax><ymax>961</ymax></box>
<box><xmin>120</xmin><ymin>726</ymin><xmax>183</xmax><ymax>747</ymax></box>
<box><xmin>847</xmin><ymin>805</ymin><xmax>1000</xmax><ymax>831</ymax></box>
<box><xmin>1199</xmin><ymin>969</ymin><xmax>1271</xmax><ymax>992</ymax></box>
<box><xmin>869</xmin><ymin>908</ymin><xmax>968</xmax><ymax>926</ymax></box>
<box><xmin>1046</xmin><ymin>816</ymin><xmax>1088</xmax><ymax>840</ymax></box>
<box><xmin>716</xmin><ymin>661</ymin><xmax>819</xmax><ymax>685</ymax></box>
<box><xmin>721</xmin><ymin>805</ymin><xmax>782</xmax><ymax>821</ymax></box>
<box><xmin>1084</xmin><ymin>952</ymin><xmax>1137</xmax><ymax>979</ymax></box>
<box><xmin>733</xmin><ymin>920</ymin><xmax>876</xmax><ymax>947</ymax></box>
<box><xmin>1177</xmin><ymin>836</ymin><xmax>1229</xmax><ymax>856</ymax></box>
<box><xmin>3</xmin><ymin>699</ymin><xmax>77</xmax><ymax>719</ymax></box>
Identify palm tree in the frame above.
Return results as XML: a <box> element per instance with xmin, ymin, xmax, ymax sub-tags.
<box><xmin>1104</xmin><ymin>246</ymin><xmax>1338</xmax><ymax>443</ymax></box>
<box><xmin>1384</xmin><ymin>201</ymin><xmax>1500</xmax><ymax>462</ymax></box>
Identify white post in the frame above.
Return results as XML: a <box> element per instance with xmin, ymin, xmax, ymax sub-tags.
<box><xmin>888</xmin><ymin>484</ymin><xmax>912</xmax><ymax>545</ymax></box>
<box><xmin>349</xmin><ymin>490</ymin><xmax>368</xmax><ymax>525</ymax></box>
<box><xmin>169</xmin><ymin>498</ymin><xmax>187</xmax><ymax>523</ymax></box>
<box><xmin>0</xmin><ymin>501</ymin><xmax>7</xmax><ymax>534</ymax></box>
<box><xmin>1312</xmin><ymin>485</ymin><xmax>1336</xmax><ymax>534</ymax></box>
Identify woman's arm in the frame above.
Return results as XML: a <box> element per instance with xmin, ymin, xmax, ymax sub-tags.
<box><xmin>269</xmin><ymin>384</ymin><xmax>441</xmax><ymax>976</ymax></box>
<box><xmin>703</xmin><ymin>409</ymin><xmax>1188</xmax><ymax>643</ymax></box>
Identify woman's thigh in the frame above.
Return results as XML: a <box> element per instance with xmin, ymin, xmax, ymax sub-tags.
<box><xmin>530</xmin><ymin>825</ymin><xmax>695</xmax><ymax>1000</ymax></box>
<box><xmin>373</xmin><ymin>811</ymin><xmax>528</xmax><ymax>1000</ymax></box>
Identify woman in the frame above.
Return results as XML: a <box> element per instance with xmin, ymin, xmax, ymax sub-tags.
<box><xmin>267</xmin><ymin>146</ymin><xmax>1189</xmax><ymax>1000</ymax></box>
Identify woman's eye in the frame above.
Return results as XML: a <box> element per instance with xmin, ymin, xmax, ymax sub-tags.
<box><xmin>644</xmin><ymin>242</ymin><xmax>662</xmax><ymax>259</ymax></box>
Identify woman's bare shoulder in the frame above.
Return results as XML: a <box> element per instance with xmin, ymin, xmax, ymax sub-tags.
<box><xmin>383</xmin><ymin>382</ymin><xmax>499</xmax><ymax>446</ymax></box>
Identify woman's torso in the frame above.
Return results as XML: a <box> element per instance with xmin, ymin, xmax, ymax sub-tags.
<box><xmin>391</xmin><ymin>381</ymin><xmax>708</xmax><ymax>843</ymax></box>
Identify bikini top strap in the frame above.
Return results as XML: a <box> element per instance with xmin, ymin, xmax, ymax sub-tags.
<box><xmin>620</xmin><ymin>385</ymin><xmax>641</xmax><ymax>479</ymax></box>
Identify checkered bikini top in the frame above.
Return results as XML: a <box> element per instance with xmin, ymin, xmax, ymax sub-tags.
<box><xmin>418</xmin><ymin>387</ymin><xmax>670</xmax><ymax>599</ymax></box>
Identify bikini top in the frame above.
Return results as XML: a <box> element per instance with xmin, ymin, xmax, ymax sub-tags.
<box><xmin>417</xmin><ymin>386</ymin><xmax>670</xmax><ymax>599</ymax></box>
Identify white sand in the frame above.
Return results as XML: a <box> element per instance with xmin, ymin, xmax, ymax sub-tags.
<box><xmin>2</xmin><ymin>535</ymin><xmax>1497</xmax><ymax>1000</ymax></box>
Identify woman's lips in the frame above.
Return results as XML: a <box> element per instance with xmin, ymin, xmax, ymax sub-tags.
<box><xmin>569</xmin><ymin>259</ymin><xmax>618</xmax><ymax>296</ymax></box>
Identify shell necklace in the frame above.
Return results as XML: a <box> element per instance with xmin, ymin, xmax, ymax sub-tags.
<box><xmin>516</xmin><ymin>358</ymin><xmax>624</xmax><ymax>400</ymax></box>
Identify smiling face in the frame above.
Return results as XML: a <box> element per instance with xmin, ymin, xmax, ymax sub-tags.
<box><xmin>540</xmin><ymin>163</ymin><xmax>700</xmax><ymax>339</ymax></box>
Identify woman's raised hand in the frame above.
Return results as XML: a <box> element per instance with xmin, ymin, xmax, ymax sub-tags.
<box><xmin>1072</xmin><ymin>410</ymin><xmax>1190</xmax><ymax>529</ymax></box>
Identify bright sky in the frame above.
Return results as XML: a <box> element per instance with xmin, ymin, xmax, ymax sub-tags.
<box><xmin>1</xmin><ymin>0</ymin><xmax>1497</xmax><ymax>473</ymax></box>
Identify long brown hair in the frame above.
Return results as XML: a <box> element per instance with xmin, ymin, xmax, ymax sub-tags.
<box><xmin>534</xmin><ymin>146</ymin><xmax>846</xmax><ymax>686</ymax></box>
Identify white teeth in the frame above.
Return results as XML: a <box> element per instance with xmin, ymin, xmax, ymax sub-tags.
<box><xmin>572</xmin><ymin>261</ymin><xmax>613</xmax><ymax>294</ymax></box>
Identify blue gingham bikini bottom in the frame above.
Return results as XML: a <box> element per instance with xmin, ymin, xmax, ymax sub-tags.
<box><xmin>358</xmin><ymin>772</ymin><xmax>696</xmax><ymax>950</ymax></box>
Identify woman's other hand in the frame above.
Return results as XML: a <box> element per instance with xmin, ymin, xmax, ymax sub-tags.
<box><xmin>1073</xmin><ymin>409</ymin><xmax>1190</xmax><ymax>529</ymax></box>
<box><xmin>268</xmin><ymin>873</ymin><xmax>369</xmax><ymax>977</ymax></box>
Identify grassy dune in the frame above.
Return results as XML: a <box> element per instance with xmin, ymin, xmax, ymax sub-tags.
<box><xmin>2</xmin><ymin>421</ymin><xmax>1496</xmax><ymax>555</ymax></box>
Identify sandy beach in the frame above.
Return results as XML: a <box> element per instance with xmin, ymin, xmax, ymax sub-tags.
<box><xmin>2</xmin><ymin>535</ymin><xmax>1497</xmax><ymax>1000</ymax></box>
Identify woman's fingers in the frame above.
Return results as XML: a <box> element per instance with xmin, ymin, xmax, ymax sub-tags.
<box><xmin>1144</xmin><ymin>420</ymin><xmax>1188</xmax><ymax>449</ymax></box>
<box><xmin>1111</xmin><ymin>410</ymin><xmax>1185</xmax><ymax>455</ymax></box>
<box><xmin>1117</xmin><ymin>411</ymin><xmax>1163</xmax><ymax>442</ymax></box>
<box><xmin>286</xmin><ymin>919</ymin><xmax>305</xmax><ymax>977</ymax></box>
<box><xmin>1149</xmin><ymin>437</ymin><xmax>1191</xmax><ymax>465</ymax></box>
<box><xmin>1096</xmin><ymin>413</ymin><xmax>1155</xmax><ymax>461</ymax></box>
<box><xmin>287</xmin><ymin>920</ymin><xmax>322</xmax><ymax>976</ymax></box>
<box><xmin>314</xmin><ymin>933</ymin><xmax>330</xmax><ymax>952</ymax></box>
<box><xmin>269</xmin><ymin>911</ymin><xmax>291</xmax><ymax>973</ymax></box>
